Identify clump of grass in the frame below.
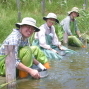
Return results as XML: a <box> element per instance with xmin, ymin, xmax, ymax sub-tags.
<box><xmin>0</xmin><ymin>0</ymin><xmax>89</xmax><ymax>43</ymax></box>
<box><xmin>78</xmin><ymin>10</ymin><xmax>89</xmax><ymax>34</ymax></box>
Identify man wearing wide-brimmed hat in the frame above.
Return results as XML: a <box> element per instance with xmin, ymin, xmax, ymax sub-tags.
<box><xmin>0</xmin><ymin>17</ymin><xmax>50</xmax><ymax>79</ymax></box>
<box><xmin>60</xmin><ymin>7</ymin><xmax>87</xmax><ymax>47</ymax></box>
<box><xmin>33</xmin><ymin>13</ymin><xmax>74</xmax><ymax>60</ymax></box>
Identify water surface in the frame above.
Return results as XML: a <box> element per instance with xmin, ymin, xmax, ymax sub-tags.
<box><xmin>1</xmin><ymin>45</ymin><xmax>89</xmax><ymax>89</ymax></box>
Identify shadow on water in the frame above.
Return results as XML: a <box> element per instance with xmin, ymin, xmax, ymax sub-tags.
<box><xmin>1</xmin><ymin>44</ymin><xmax>89</xmax><ymax>89</ymax></box>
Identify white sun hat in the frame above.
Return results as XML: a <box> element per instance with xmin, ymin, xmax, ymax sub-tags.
<box><xmin>68</xmin><ymin>7</ymin><xmax>79</xmax><ymax>17</ymax></box>
<box><xmin>15</xmin><ymin>17</ymin><xmax>40</xmax><ymax>32</ymax></box>
<box><xmin>43</xmin><ymin>13</ymin><xmax>59</xmax><ymax>23</ymax></box>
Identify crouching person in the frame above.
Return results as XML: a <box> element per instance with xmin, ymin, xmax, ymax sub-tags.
<box><xmin>0</xmin><ymin>17</ymin><xmax>50</xmax><ymax>79</ymax></box>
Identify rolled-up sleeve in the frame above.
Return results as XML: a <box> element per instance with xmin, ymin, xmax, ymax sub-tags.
<box><xmin>16</xmin><ymin>59</ymin><xmax>20</xmax><ymax>67</ymax></box>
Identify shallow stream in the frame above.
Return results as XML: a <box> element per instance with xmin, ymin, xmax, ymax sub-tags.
<box><xmin>1</xmin><ymin>44</ymin><xmax>89</xmax><ymax>89</ymax></box>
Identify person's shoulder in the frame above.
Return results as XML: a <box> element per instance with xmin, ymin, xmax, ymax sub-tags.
<box><xmin>39</xmin><ymin>24</ymin><xmax>46</xmax><ymax>31</ymax></box>
<box><xmin>51</xmin><ymin>25</ymin><xmax>55</xmax><ymax>29</ymax></box>
<box><xmin>62</xmin><ymin>16</ymin><xmax>70</xmax><ymax>22</ymax></box>
<box><xmin>51</xmin><ymin>26</ymin><xmax>55</xmax><ymax>32</ymax></box>
<box><xmin>9</xmin><ymin>29</ymin><xmax>21</xmax><ymax>38</ymax></box>
<box><xmin>12</xmin><ymin>29</ymin><xmax>20</xmax><ymax>34</ymax></box>
<box><xmin>64</xmin><ymin>16</ymin><xmax>70</xmax><ymax>20</ymax></box>
<box><xmin>39</xmin><ymin>24</ymin><xmax>44</xmax><ymax>28</ymax></box>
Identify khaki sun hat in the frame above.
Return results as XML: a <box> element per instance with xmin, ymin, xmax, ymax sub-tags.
<box><xmin>43</xmin><ymin>13</ymin><xmax>59</xmax><ymax>23</ymax></box>
<box><xmin>68</xmin><ymin>7</ymin><xmax>79</xmax><ymax>17</ymax></box>
<box><xmin>15</xmin><ymin>17</ymin><xmax>40</xmax><ymax>32</ymax></box>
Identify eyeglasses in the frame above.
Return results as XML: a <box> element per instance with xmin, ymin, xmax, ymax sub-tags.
<box><xmin>28</xmin><ymin>26</ymin><xmax>35</xmax><ymax>31</ymax></box>
<box><xmin>21</xmin><ymin>25</ymin><xmax>35</xmax><ymax>31</ymax></box>
<box><xmin>48</xmin><ymin>19</ymin><xmax>56</xmax><ymax>24</ymax></box>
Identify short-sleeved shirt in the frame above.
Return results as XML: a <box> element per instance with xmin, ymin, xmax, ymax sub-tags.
<box><xmin>0</xmin><ymin>29</ymin><xmax>30</xmax><ymax>63</ymax></box>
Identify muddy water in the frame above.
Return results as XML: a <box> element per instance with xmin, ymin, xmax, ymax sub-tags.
<box><xmin>1</xmin><ymin>45</ymin><xmax>89</xmax><ymax>89</ymax></box>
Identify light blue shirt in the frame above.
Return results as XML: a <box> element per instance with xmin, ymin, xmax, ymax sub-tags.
<box><xmin>60</xmin><ymin>16</ymin><xmax>79</xmax><ymax>36</ymax></box>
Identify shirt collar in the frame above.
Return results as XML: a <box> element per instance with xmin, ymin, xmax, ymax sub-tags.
<box><xmin>45</xmin><ymin>23</ymin><xmax>51</xmax><ymax>30</ymax></box>
<box><xmin>13</xmin><ymin>28</ymin><xmax>23</xmax><ymax>39</ymax></box>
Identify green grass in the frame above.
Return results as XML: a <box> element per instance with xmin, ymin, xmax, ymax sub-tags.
<box><xmin>0</xmin><ymin>0</ymin><xmax>89</xmax><ymax>43</ymax></box>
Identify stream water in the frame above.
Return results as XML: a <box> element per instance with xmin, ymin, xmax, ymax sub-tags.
<box><xmin>1</xmin><ymin>44</ymin><xmax>89</xmax><ymax>89</ymax></box>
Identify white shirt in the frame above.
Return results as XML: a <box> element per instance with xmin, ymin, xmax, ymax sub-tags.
<box><xmin>35</xmin><ymin>23</ymin><xmax>61</xmax><ymax>49</ymax></box>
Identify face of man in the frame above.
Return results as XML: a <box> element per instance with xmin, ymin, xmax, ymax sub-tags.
<box><xmin>72</xmin><ymin>12</ymin><xmax>79</xmax><ymax>18</ymax></box>
<box><xmin>20</xmin><ymin>25</ymin><xmax>35</xmax><ymax>38</ymax></box>
<box><xmin>46</xmin><ymin>18</ymin><xmax>56</xmax><ymax>27</ymax></box>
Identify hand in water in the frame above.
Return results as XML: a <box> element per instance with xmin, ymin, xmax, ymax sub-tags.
<box><xmin>59</xmin><ymin>45</ymin><xmax>68</xmax><ymax>50</ymax></box>
<box><xmin>29</xmin><ymin>69</ymin><xmax>40</xmax><ymax>79</ymax></box>
<box><xmin>51</xmin><ymin>49</ymin><xmax>58</xmax><ymax>53</ymax></box>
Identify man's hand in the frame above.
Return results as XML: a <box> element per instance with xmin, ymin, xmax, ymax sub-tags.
<box><xmin>29</xmin><ymin>68</ymin><xmax>40</xmax><ymax>79</ymax></box>
<box><xmin>17</xmin><ymin>62</ymin><xmax>40</xmax><ymax>79</ymax></box>
<box><xmin>51</xmin><ymin>49</ymin><xmax>58</xmax><ymax>53</ymax></box>
<box><xmin>58</xmin><ymin>45</ymin><xmax>68</xmax><ymax>50</ymax></box>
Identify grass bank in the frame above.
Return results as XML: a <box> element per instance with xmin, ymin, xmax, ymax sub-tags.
<box><xmin>0</xmin><ymin>0</ymin><xmax>89</xmax><ymax>43</ymax></box>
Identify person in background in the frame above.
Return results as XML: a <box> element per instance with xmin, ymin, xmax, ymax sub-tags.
<box><xmin>60</xmin><ymin>7</ymin><xmax>89</xmax><ymax>47</ymax></box>
<box><xmin>0</xmin><ymin>17</ymin><xmax>50</xmax><ymax>79</ymax></box>
<box><xmin>33</xmin><ymin>13</ymin><xmax>74</xmax><ymax>60</ymax></box>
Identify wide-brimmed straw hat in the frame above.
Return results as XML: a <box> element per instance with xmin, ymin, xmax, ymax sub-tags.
<box><xmin>68</xmin><ymin>7</ymin><xmax>79</xmax><ymax>17</ymax></box>
<box><xmin>15</xmin><ymin>17</ymin><xmax>40</xmax><ymax>32</ymax></box>
<box><xmin>43</xmin><ymin>13</ymin><xmax>59</xmax><ymax>23</ymax></box>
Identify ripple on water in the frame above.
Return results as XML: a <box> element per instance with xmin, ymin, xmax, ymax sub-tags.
<box><xmin>3</xmin><ymin>45</ymin><xmax>89</xmax><ymax>89</ymax></box>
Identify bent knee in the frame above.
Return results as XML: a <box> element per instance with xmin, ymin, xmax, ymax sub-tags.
<box><xmin>72</xmin><ymin>36</ymin><xmax>77</xmax><ymax>39</ymax></box>
<box><xmin>30</xmin><ymin>46</ymin><xmax>39</xmax><ymax>50</ymax></box>
<box><xmin>69</xmin><ymin>36</ymin><xmax>77</xmax><ymax>40</ymax></box>
<box><xmin>19</xmin><ymin>46</ymin><xmax>32</xmax><ymax>54</ymax></box>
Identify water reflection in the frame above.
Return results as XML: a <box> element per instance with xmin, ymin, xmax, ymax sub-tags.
<box><xmin>1</xmin><ymin>45</ymin><xmax>89</xmax><ymax>89</ymax></box>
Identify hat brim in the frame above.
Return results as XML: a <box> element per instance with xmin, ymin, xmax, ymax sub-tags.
<box><xmin>43</xmin><ymin>17</ymin><xmax>59</xmax><ymax>23</ymax></box>
<box><xmin>15</xmin><ymin>23</ymin><xmax>40</xmax><ymax>32</ymax></box>
<box><xmin>68</xmin><ymin>11</ymin><xmax>79</xmax><ymax>17</ymax></box>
